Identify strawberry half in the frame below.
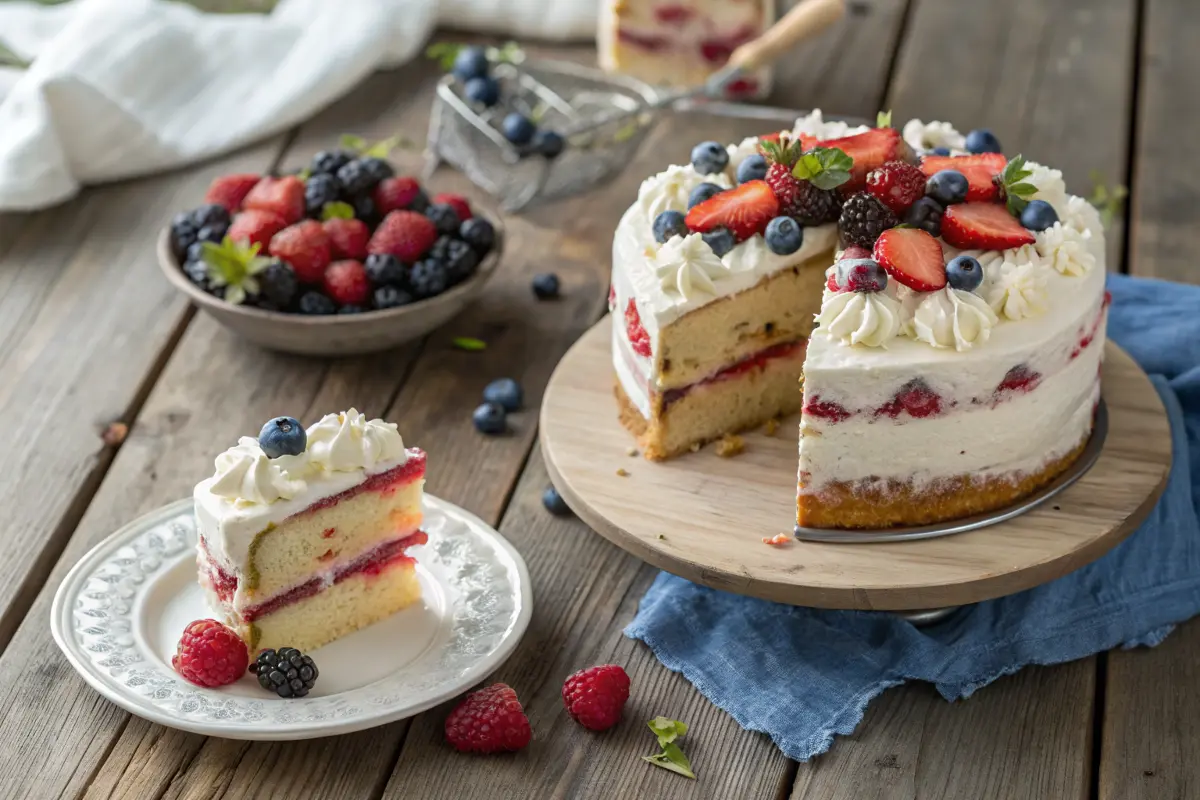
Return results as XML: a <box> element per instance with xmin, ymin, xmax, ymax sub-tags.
<box><xmin>919</xmin><ymin>153</ymin><xmax>1007</xmax><ymax>202</ymax></box>
<box><xmin>816</xmin><ymin>128</ymin><xmax>901</xmax><ymax>190</ymax></box>
<box><xmin>872</xmin><ymin>228</ymin><xmax>946</xmax><ymax>292</ymax></box>
<box><xmin>684</xmin><ymin>180</ymin><xmax>779</xmax><ymax>241</ymax></box>
<box><xmin>941</xmin><ymin>202</ymin><xmax>1036</xmax><ymax>250</ymax></box>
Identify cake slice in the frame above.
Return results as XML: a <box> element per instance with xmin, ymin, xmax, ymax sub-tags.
<box><xmin>195</xmin><ymin>409</ymin><xmax>426</xmax><ymax>653</ymax></box>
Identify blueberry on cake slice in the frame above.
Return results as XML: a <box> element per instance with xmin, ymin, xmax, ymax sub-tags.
<box><xmin>195</xmin><ymin>410</ymin><xmax>427</xmax><ymax>653</ymax></box>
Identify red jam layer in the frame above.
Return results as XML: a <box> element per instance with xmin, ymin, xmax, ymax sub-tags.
<box><xmin>662</xmin><ymin>339</ymin><xmax>806</xmax><ymax>410</ymax></box>
<box><xmin>294</xmin><ymin>450</ymin><xmax>425</xmax><ymax>519</ymax></box>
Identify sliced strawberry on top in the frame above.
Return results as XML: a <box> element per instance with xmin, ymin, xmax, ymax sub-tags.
<box><xmin>872</xmin><ymin>227</ymin><xmax>946</xmax><ymax>292</ymax></box>
<box><xmin>684</xmin><ymin>180</ymin><xmax>779</xmax><ymax>241</ymax></box>
<box><xmin>816</xmin><ymin>128</ymin><xmax>901</xmax><ymax>190</ymax></box>
<box><xmin>941</xmin><ymin>202</ymin><xmax>1036</xmax><ymax>250</ymax></box>
<box><xmin>919</xmin><ymin>153</ymin><xmax>1007</xmax><ymax>202</ymax></box>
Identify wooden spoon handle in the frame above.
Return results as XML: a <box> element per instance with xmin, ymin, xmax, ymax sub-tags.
<box><xmin>727</xmin><ymin>0</ymin><xmax>846</xmax><ymax>72</ymax></box>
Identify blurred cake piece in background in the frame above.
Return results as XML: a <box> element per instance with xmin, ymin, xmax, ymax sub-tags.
<box><xmin>598</xmin><ymin>0</ymin><xmax>776</xmax><ymax>98</ymax></box>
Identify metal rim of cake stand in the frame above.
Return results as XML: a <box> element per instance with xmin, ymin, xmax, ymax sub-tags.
<box><xmin>793</xmin><ymin>400</ymin><xmax>1109</xmax><ymax>545</ymax></box>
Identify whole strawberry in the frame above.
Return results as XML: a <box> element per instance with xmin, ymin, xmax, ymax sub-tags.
<box><xmin>323</xmin><ymin>260</ymin><xmax>370</xmax><ymax>306</ymax></box>
<box><xmin>368</xmin><ymin>210</ymin><xmax>438</xmax><ymax>263</ymax></box>
<box><xmin>204</xmin><ymin>173</ymin><xmax>260</xmax><ymax>212</ymax></box>
<box><xmin>432</xmin><ymin>192</ymin><xmax>473</xmax><ymax>221</ymax></box>
<box><xmin>562</xmin><ymin>664</ymin><xmax>630</xmax><ymax>732</ymax></box>
<box><xmin>243</xmin><ymin>176</ymin><xmax>305</xmax><ymax>225</ymax></box>
<box><xmin>323</xmin><ymin>217</ymin><xmax>370</xmax><ymax>260</ymax></box>
<box><xmin>373</xmin><ymin>176</ymin><xmax>427</xmax><ymax>215</ymax></box>
<box><xmin>171</xmin><ymin>619</ymin><xmax>248</xmax><ymax>688</ymax></box>
<box><xmin>444</xmin><ymin>683</ymin><xmax>532</xmax><ymax>754</ymax></box>
<box><xmin>228</xmin><ymin>209</ymin><xmax>287</xmax><ymax>250</ymax></box>
<box><xmin>269</xmin><ymin>220</ymin><xmax>332</xmax><ymax>284</ymax></box>
<box><xmin>866</xmin><ymin>160</ymin><xmax>927</xmax><ymax>214</ymax></box>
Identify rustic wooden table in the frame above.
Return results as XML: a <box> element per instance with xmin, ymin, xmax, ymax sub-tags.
<box><xmin>1</xmin><ymin>2</ymin><xmax>1195</xmax><ymax>798</ymax></box>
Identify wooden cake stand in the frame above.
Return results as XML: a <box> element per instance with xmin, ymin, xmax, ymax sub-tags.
<box><xmin>539</xmin><ymin>319</ymin><xmax>1173</xmax><ymax>613</ymax></box>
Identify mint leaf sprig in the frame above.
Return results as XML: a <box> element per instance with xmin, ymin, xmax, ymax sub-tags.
<box><xmin>792</xmin><ymin>146</ymin><xmax>854</xmax><ymax>191</ymax></box>
<box><xmin>1088</xmin><ymin>170</ymin><xmax>1128</xmax><ymax>228</ymax></box>
<box><xmin>997</xmin><ymin>154</ymin><xmax>1037</xmax><ymax>216</ymax></box>
<box><xmin>642</xmin><ymin>717</ymin><xmax>696</xmax><ymax>779</ymax></box>
<box><xmin>339</xmin><ymin>133</ymin><xmax>410</xmax><ymax>160</ymax></box>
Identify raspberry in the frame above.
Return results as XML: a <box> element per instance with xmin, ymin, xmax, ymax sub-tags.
<box><xmin>323</xmin><ymin>260</ymin><xmax>370</xmax><ymax>306</ymax></box>
<box><xmin>562</xmin><ymin>664</ymin><xmax>630</xmax><ymax>731</ymax></box>
<box><xmin>323</xmin><ymin>217</ymin><xmax>369</xmax><ymax>260</ymax></box>
<box><xmin>876</xmin><ymin>380</ymin><xmax>943</xmax><ymax>419</ymax></box>
<box><xmin>432</xmin><ymin>192</ymin><xmax>473</xmax><ymax>221</ymax></box>
<box><xmin>204</xmin><ymin>174</ymin><xmax>261</xmax><ymax>212</ymax></box>
<box><xmin>838</xmin><ymin>192</ymin><xmax>898</xmax><ymax>249</ymax></box>
<box><xmin>866</xmin><ymin>160</ymin><xmax>927</xmax><ymax>214</ymax></box>
<box><xmin>373</xmin><ymin>176</ymin><xmax>427</xmax><ymax>215</ymax></box>
<box><xmin>171</xmin><ymin>619</ymin><xmax>248</xmax><ymax>687</ymax></box>
<box><xmin>269</xmin><ymin>220</ymin><xmax>332</xmax><ymax>284</ymax></box>
<box><xmin>444</xmin><ymin>683</ymin><xmax>532</xmax><ymax>754</ymax></box>
<box><xmin>368</xmin><ymin>210</ymin><xmax>438</xmax><ymax>263</ymax></box>
<box><xmin>624</xmin><ymin>299</ymin><xmax>651</xmax><ymax>358</ymax></box>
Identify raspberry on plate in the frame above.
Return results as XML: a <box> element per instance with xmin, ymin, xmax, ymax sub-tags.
<box><xmin>323</xmin><ymin>217</ymin><xmax>370</xmax><ymax>260</ymax></box>
<box><xmin>243</xmin><ymin>176</ymin><xmax>305</xmax><ymax>225</ymax></box>
<box><xmin>432</xmin><ymin>192</ymin><xmax>472</xmax><ymax>221</ymax></box>
<box><xmin>204</xmin><ymin>173</ymin><xmax>261</xmax><ymax>212</ymax></box>
<box><xmin>373</xmin><ymin>176</ymin><xmax>427</xmax><ymax>215</ymax></box>
<box><xmin>368</xmin><ymin>211</ymin><xmax>438</xmax><ymax>263</ymax></box>
<box><xmin>227</xmin><ymin>209</ymin><xmax>287</xmax><ymax>250</ymax></box>
<box><xmin>444</xmin><ymin>683</ymin><xmax>532</xmax><ymax>754</ymax></box>
<box><xmin>866</xmin><ymin>160</ymin><xmax>927</xmax><ymax>214</ymax></box>
<box><xmin>269</xmin><ymin>220</ymin><xmax>332</xmax><ymax>284</ymax></box>
<box><xmin>562</xmin><ymin>664</ymin><xmax>630</xmax><ymax>731</ymax></box>
<box><xmin>171</xmin><ymin>619</ymin><xmax>248</xmax><ymax>688</ymax></box>
<box><xmin>323</xmin><ymin>259</ymin><xmax>370</xmax><ymax>306</ymax></box>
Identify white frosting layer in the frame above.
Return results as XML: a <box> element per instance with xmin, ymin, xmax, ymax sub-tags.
<box><xmin>816</xmin><ymin>290</ymin><xmax>903</xmax><ymax>348</ymax></box>
<box><xmin>654</xmin><ymin>233</ymin><xmax>729</xmax><ymax>299</ymax></box>
<box><xmin>912</xmin><ymin>288</ymin><xmax>998</xmax><ymax>351</ymax></box>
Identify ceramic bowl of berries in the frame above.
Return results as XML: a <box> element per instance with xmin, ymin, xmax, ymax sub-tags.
<box><xmin>158</xmin><ymin>153</ymin><xmax>504</xmax><ymax>357</ymax></box>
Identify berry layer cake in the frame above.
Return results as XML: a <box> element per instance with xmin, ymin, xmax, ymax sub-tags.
<box><xmin>195</xmin><ymin>410</ymin><xmax>426</xmax><ymax>652</ymax></box>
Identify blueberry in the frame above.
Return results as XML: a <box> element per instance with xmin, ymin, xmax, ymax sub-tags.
<box><xmin>186</xmin><ymin>241</ymin><xmax>207</xmax><ymax>264</ymax></box>
<box><xmin>764</xmin><ymin>216</ymin><xmax>804</xmax><ymax>255</ymax></box>
<box><xmin>425</xmin><ymin>203</ymin><xmax>461</xmax><ymax>236</ymax></box>
<box><xmin>502</xmin><ymin>113</ymin><xmax>536</xmax><ymax>146</ymax></box>
<box><xmin>472</xmin><ymin>402</ymin><xmax>506</xmax><ymax>435</ymax></box>
<box><xmin>464</xmin><ymin>76</ymin><xmax>500</xmax><ymax>108</ymax></box>
<box><xmin>1019</xmin><ymin>199</ymin><xmax>1059</xmax><ymax>232</ymax></box>
<box><xmin>652</xmin><ymin>210</ymin><xmax>688</xmax><ymax>243</ymax></box>
<box><xmin>946</xmin><ymin>255</ymin><xmax>984</xmax><ymax>293</ymax></box>
<box><xmin>304</xmin><ymin>173</ymin><xmax>340</xmax><ymax>217</ymax></box>
<box><xmin>258</xmin><ymin>416</ymin><xmax>306</xmax><ymax>458</ymax></box>
<box><xmin>905</xmin><ymin>196</ymin><xmax>944</xmax><ymax>237</ymax></box>
<box><xmin>483</xmin><ymin>378</ymin><xmax>522</xmax><ymax>411</ymax></box>
<box><xmin>409</xmin><ymin>259</ymin><xmax>449</xmax><ymax>299</ymax></box>
<box><xmin>925</xmin><ymin>170</ymin><xmax>969</xmax><ymax>205</ymax></box>
<box><xmin>690</xmin><ymin>141</ymin><xmax>729</xmax><ymax>175</ymax></box>
<box><xmin>542</xmin><ymin>486</ymin><xmax>571</xmax><ymax>516</ymax></box>
<box><xmin>452</xmin><ymin>46</ymin><xmax>490</xmax><ymax>81</ymax></box>
<box><xmin>687</xmin><ymin>182</ymin><xmax>725</xmax><ymax>209</ymax></box>
<box><xmin>374</xmin><ymin>285</ymin><xmax>414</xmax><ymax>309</ymax></box>
<box><xmin>931</xmin><ymin>146</ymin><xmax>951</xmax><ymax>156</ymax></box>
<box><xmin>440</xmin><ymin>238</ymin><xmax>480</xmax><ymax>285</ymax></box>
<box><xmin>298</xmin><ymin>291</ymin><xmax>336</xmax><ymax>315</ymax></box>
<box><xmin>170</xmin><ymin>217</ymin><xmax>199</xmax><ymax>261</ymax></box>
<box><xmin>459</xmin><ymin>218</ymin><xmax>496</xmax><ymax>254</ymax></box>
<box><xmin>259</xmin><ymin>260</ymin><xmax>299</xmax><ymax>308</ymax></box>
<box><xmin>196</xmin><ymin>224</ymin><xmax>226</xmax><ymax>244</ymax></box>
<box><xmin>191</xmin><ymin>203</ymin><xmax>230</xmax><ymax>230</ymax></box>
<box><xmin>311</xmin><ymin>149</ymin><xmax>354</xmax><ymax>176</ymax></box>
<box><xmin>364</xmin><ymin>253</ymin><xmax>406</xmax><ymax>287</ymax></box>
<box><xmin>533</xmin><ymin>129</ymin><xmax>565</xmax><ymax>159</ymax></box>
<box><xmin>701</xmin><ymin>226</ymin><xmax>735</xmax><ymax>257</ymax></box>
<box><xmin>965</xmin><ymin>129</ymin><xmax>1002</xmax><ymax>154</ymax></box>
<box><xmin>532</xmin><ymin>273</ymin><xmax>560</xmax><ymax>299</ymax></box>
<box><xmin>736</xmin><ymin>154</ymin><xmax>768</xmax><ymax>184</ymax></box>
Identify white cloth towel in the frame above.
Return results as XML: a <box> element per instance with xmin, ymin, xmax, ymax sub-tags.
<box><xmin>0</xmin><ymin>0</ymin><xmax>598</xmax><ymax>211</ymax></box>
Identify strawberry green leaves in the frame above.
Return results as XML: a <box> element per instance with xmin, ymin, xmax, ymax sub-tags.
<box><xmin>320</xmin><ymin>201</ymin><xmax>356</xmax><ymax>221</ymax></box>
<box><xmin>792</xmin><ymin>147</ymin><xmax>854</xmax><ymax>191</ymax></box>
<box><xmin>642</xmin><ymin>717</ymin><xmax>696</xmax><ymax>779</ymax></box>
<box><xmin>997</xmin><ymin>155</ymin><xmax>1038</xmax><ymax>216</ymax></box>
<box><xmin>876</xmin><ymin>109</ymin><xmax>893</xmax><ymax>129</ymax></box>
<box><xmin>200</xmin><ymin>237</ymin><xmax>271</xmax><ymax>305</ymax></box>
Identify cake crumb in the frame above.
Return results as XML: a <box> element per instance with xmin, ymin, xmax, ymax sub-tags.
<box><xmin>657</xmin><ymin>534</ymin><xmax>666</xmax><ymax>540</ymax></box>
<box><xmin>715</xmin><ymin>434</ymin><xmax>745</xmax><ymax>458</ymax></box>
<box><xmin>763</xmin><ymin>418</ymin><xmax>779</xmax><ymax>437</ymax></box>
<box><xmin>616</xmin><ymin>468</ymin><xmax>630</xmax><ymax>477</ymax></box>
<box><xmin>762</xmin><ymin>532</ymin><xmax>793</xmax><ymax>546</ymax></box>
<box><xmin>101</xmin><ymin>422</ymin><xmax>128</xmax><ymax>446</ymax></box>
<box><xmin>626</xmin><ymin>446</ymin><xmax>639</xmax><ymax>457</ymax></box>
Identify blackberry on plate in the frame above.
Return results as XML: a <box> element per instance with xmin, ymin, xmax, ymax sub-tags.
<box><xmin>701</xmin><ymin>226</ymin><xmax>736</xmax><ymax>257</ymax></box>
<box><xmin>304</xmin><ymin>173</ymin><xmax>340</xmax><ymax>217</ymax></box>
<box><xmin>365</xmin><ymin>253</ymin><xmax>406</xmax><ymax>287</ymax></box>
<box><xmin>838</xmin><ymin>192</ymin><xmax>899</xmax><ymax>248</ymax></box>
<box><xmin>426</xmin><ymin>203</ymin><xmax>461</xmax><ymax>236</ymax></box>
<box><xmin>258</xmin><ymin>260</ymin><xmax>299</xmax><ymax>308</ymax></box>
<box><xmin>483</xmin><ymin>377</ymin><xmax>523</xmax><ymax>411</ymax></box>
<box><xmin>170</xmin><ymin>217</ymin><xmax>199</xmax><ymax>261</ymax></box>
<box><xmin>374</xmin><ymin>285</ymin><xmax>414</xmax><ymax>309</ymax></box>
<box><xmin>351</xmin><ymin>194</ymin><xmax>380</xmax><ymax>227</ymax></box>
<box><xmin>310</xmin><ymin>149</ymin><xmax>353</xmax><ymax>176</ymax></box>
<box><xmin>459</xmin><ymin>218</ymin><xmax>495</xmax><ymax>254</ymax></box>
<box><xmin>442</xmin><ymin>239</ymin><xmax>480</xmax><ymax>285</ymax></box>
<box><xmin>361</xmin><ymin>157</ymin><xmax>394</xmax><ymax>185</ymax></box>
<box><xmin>191</xmin><ymin>203</ymin><xmax>231</xmax><ymax>230</ymax></box>
<box><xmin>409</xmin><ymin>259</ymin><xmax>449</xmax><ymax>299</ymax></box>
<box><xmin>298</xmin><ymin>291</ymin><xmax>337</xmax><ymax>315</ymax></box>
<box><xmin>336</xmin><ymin>159</ymin><xmax>380</xmax><ymax>196</ymax></box>
<box><xmin>532</xmin><ymin>273</ymin><xmax>560</xmax><ymax>299</ymax></box>
<box><xmin>904</xmin><ymin>196</ymin><xmax>944</xmax><ymax>237</ymax></box>
<box><xmin>249</xmin><ymin>647</ymin><xmax>319</xmax><ymax>698</ymax></box>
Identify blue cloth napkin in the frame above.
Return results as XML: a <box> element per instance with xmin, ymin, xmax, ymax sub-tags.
<box><xmin>625</xmin><ymin>274</ymin><xmax>1200</xmax><ymax>762</ymax></box>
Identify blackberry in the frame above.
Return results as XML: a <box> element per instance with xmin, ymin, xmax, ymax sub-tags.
<box><xmin>792</xmin><ymin>183</ymin><xmax>843</xmax><ymax>226</ymax></box>
<box><xmin>838</xmin><ymin>192</ymin><xmax>898</xmax><ymax>248</ymax></box>
<box><xmin>298</xmin><ymin>291</ymin><xmax>337</xmax><ymax>315</ymax></box>
<box><xmin>170</xmin><ymin>215</ymin><xmax>199</xmax><ymax>261</ymax></box>
<box><xmin>406</xmin><ymin>187</ymin><xmax>430</xmax><ymax>214</ymax></box>
<box><xmin>196</xmin><ymin>223</ymin><xmax>227</xmax><ymax>244</ymax></box>
<box><xmin>258</xmin><ymin>260</ymin><xmax>299</xmax><ymax>308</ymax></box>
<box><xmin>182</xmin><ymin>258</ymin><xmax>211</xmax><ymax>288</ymax></box>
<box><xmin>304</xmin><ymin>173</ymin><xmax>340</xmax><ymax>217</ymax></box>
<box><xmin>374</xmin><ymin>285</ymin><xmax>414</xmax><ymax>309</ymax></box>
<box><xmin>360</xmin><ymin>157</ymin><xmax>394</xmax><ymax>185</ymax></box>
<box><xmin>249</xmin><ymin>647</ymin><xmax>319</xmax><ymax>698</ymax></box>
<box><xmin>425</xmin><ymin>203</ymin><xmax>461</xmax><ymax>236</ymax></box>
<box><xmin>191</xmin><ymin>203</ymin><xmax>231</xmax><ymax>230</ymax></box>
<box><xmin>351</xmin><ymin>194</ymin><xmax>380</xmax><ymax>227</ymax></box>
<box><xmin>311</xmin><ymin>149</ymin><xmax>354</xmax><ymax>176</ymax></box>
<box><xmin>186</xmin><ymin>241</ymin><xmax>207</xmax><ymax>264</ymax></box>
<box><xmin>459</xmin><ymin>218</ymin><xmax>495</xmax><ymax>254</ymax></box>
<box><xmin>364</xmin><ymin>253</ymin><xmax>406</xmax><ymax>287</ymax></box>
<box><xmin>904</xmin><ymin>197</ymin><xmax>944</xmax><ymax>238</ymax></box>
<box><xmin>409</xmin><ymin>259</ymin><xmax>448</xmax><ymax>299</ymax></box>
<box><xmin>442</xmin><ymin>239</ymin><xmax>480</xmax><ymax>285</ymax></box>
<box><xmin>336</xmin><ymin>159</ymin><xmax>377</xmax><ymax>196</ymax></box>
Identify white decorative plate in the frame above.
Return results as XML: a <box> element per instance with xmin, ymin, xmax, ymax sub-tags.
<box><xmin>51</xmin><ymin>495</ymin><xmax>532</xmax><ymax>740</ymax></box>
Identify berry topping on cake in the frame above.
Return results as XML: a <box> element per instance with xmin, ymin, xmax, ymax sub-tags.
<box><xmin>543</xmin><ymin>485</ymin><xmax>571</xmax><ymax>515</ymax></box>
<box><xmin>701</xmin><ymin>226</ymin><xmax>736</xmax><ymax>257</ymax></box>
<box><xmin>472</xmin><ymin>402</ymin><xmax>507</xmax><ymax>435</ymax></box>
<box><xmin>941</xmin><ymin>202</ymin><xmax>1036</xmax><ymax>250</ymax></box>
<box><xmin>761</xmin><ymin>138</ymin><xmax>848</xmax><ymax>225</ymax></box>
<box><xmin>269</xmin><ymin>220</ymin><xmax>332</xmax><ymax>284</ymax></box>
<box><xmin>653</xmin><ymin>210</ymin><xmax>688</xmax><ymax>243</ymax></box>
<box><xmin>171</xmin><ymin>619</ymin><xmax>248</xmax><ymax>687</ymax></box>
<box><xmin>865</xmin><ymin>160</ymin><xmax>927</xmax><ymax>213</ymax></box>
<box><xmin>204</xmin><ymin>174</ymin><xmax>260</xmax><ymax>212</ymax></box>
<box><xmin>842</xmin><ymin>259</ymin><xmax>889</xmax><ymax>292</ymax></box>
<box><xmin>687</xmin><ymin>182</ymin><xmax>726</xmax><ymax>209</ymax></box>
<box><xmin>690</xmin><ymin>141</ymin><xmax>729</xmax><ymax>175</ymax></box>
<box><xmin>764</xmin><ymin>216</ymin><xmax>804</xmax><ymax>255</ymax></box>
<box><xmin>965</xmin><ymin>128</ymin><xmax>1003</xmax><ymax>154</ymax></box>
<box><xmin>373</xmin><ymin>176</ymin><xmax>427</xmax><ymax>215</ymax></box>
<box><xmin>840</xmin><ymin>245</ymin><xmax>872</xmax><ymax>260</ymax></box>
<box><xmin>904</xmin><ymin>196</ymin><xmax>945</xmax><ymax>237</ymax></box>
<box><xmin>814</xmin><ymin>127</ymin><xmax>903</xmax><ymax>190</ymax></box>
<box><xmin>736</xmin><ymin>154</ymin><xmax>768</xmax><ymax>184</ymax></box>
<box><xmin>483</xmin><ymin>378</ymin><xmax>523</xmax><ymax>411</ymax></box>
<box><xmin>919</xmin><ymin>153</ymin><xmax>1007</xmax><ymax>202</ymax></box>
<box><xmin>368</xmin><ymin>210</ymin><xmax>438</xmax><ymax>262</ymax></box>
<box><xmin>322</xmin><ymin>217</ymin><xmax>370</xmax><ymax>260</ymax></box>
<box><xmin>228</xmin><ymin>209</ymin><xmax>287</xmax><ymax>249</ymax></box>
<box><xmin>323</xmin><ymin>259</ymin><xmax>371</xmax><ymax>306</ymax></box>
<box><xmin>502</xmin><ymin>113</ymin><xmax>536</xmax><ymax>145</ymax></box>
<box><xmin>685</xmin><ymin>180</ymin><xmax>779</xmax><ymax>241</ymax></box>
<box><xmin>459</xmin><ymin>217</ymin><xmax>496</xmax><ymax>254</ymax></box>
<box><xmin>877</xmin><ymin>380</ymin><xmax>943</xmax><ymax>419</ymax></box>
<box><xmin>872</xmin><ymin>227</ymin><xmax>947</xmax><ymax>291</ymax></box>
<box><xmin>445</xmin><ymin>683</ymin><xmax>532</xmax><ymax>754</ymax></box>
<box><xmin>1020</xmin><ymin>199</ymin><xmax>1060</xmax><ymax>231</ymax></box>
<box><xmin>432</xmin><ymin>192</ymin><xmax>472</xmax><ymax>221</ymax></box>
<box><xmin>533</xmin><ymin>272</ymin><xmax>561</xmax><ymax>299</ymax></box>
<box><xmin>625</xmin><ymin>298</ymin><xmax>652</xmax><ymax>357</ymax></box>
<box><xmin>562</xmin><ymin>664</ymin><xmax>631</xmax><ymax>732</ymax></box>
<box><xmin>925</xmin><ymin>169</ymin><xmax>969</xmax><ymax>205</ymax></box>
<box><xmin>243</xmin><ymin>176</ymin><xmax>305</xmax><ymax>225</ymax></box>
<box><xmin>838</xmin><ymin>192</ymin><xmax>898</xmax><ymax>248</ymax></box>
<box><xmin>945</xmin><ymin>255</ymin><xmax>984</xmax><ymax>292</ymax></box>
<box><xmin>259</xmin><ymin>416</ymin><xmax>306</xmax><ymax>458</ymax></box>
<box><xmin>249</xmin><ymin>647</ymin><xmax>319</xmax><ymax>698</ymax></box>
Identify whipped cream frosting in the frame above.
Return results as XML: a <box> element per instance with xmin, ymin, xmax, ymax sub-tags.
<box><xmin>901</xmin><ymin>119</ymin><xmax>966</xmax><ymax>153</ymax></box>
<box><xmin>637</xmin><ymin>164</ymin><xmax>730</xmax><ymax>220</ymax></box>
<box><xmin>654</xmin><ymin>233</ymin><xmax>729</xmax><ymax>299</ymax></box>
<box><xmin>1037</xmin><ymin>222</ymin><xmax>1096</xmax><ymax>276</ymax></box>
<box><xmin>209</xmin><ymin>439</ymin><xmax>307</xmax><ymax>505</ymax></box>
<box><xmin>987</xmin><ymin>261</ymin><xmax>1049</xmax><ymax>321</ymax></box>
<box><xmin>912</xmin><ymin>287</ymin><xmax>999</xmax><ymax>350</ymax></box>
<box><xmin>816</xmin><ymin>290</ymin><xmax>902</xmax><ymax>348</ymax></box>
